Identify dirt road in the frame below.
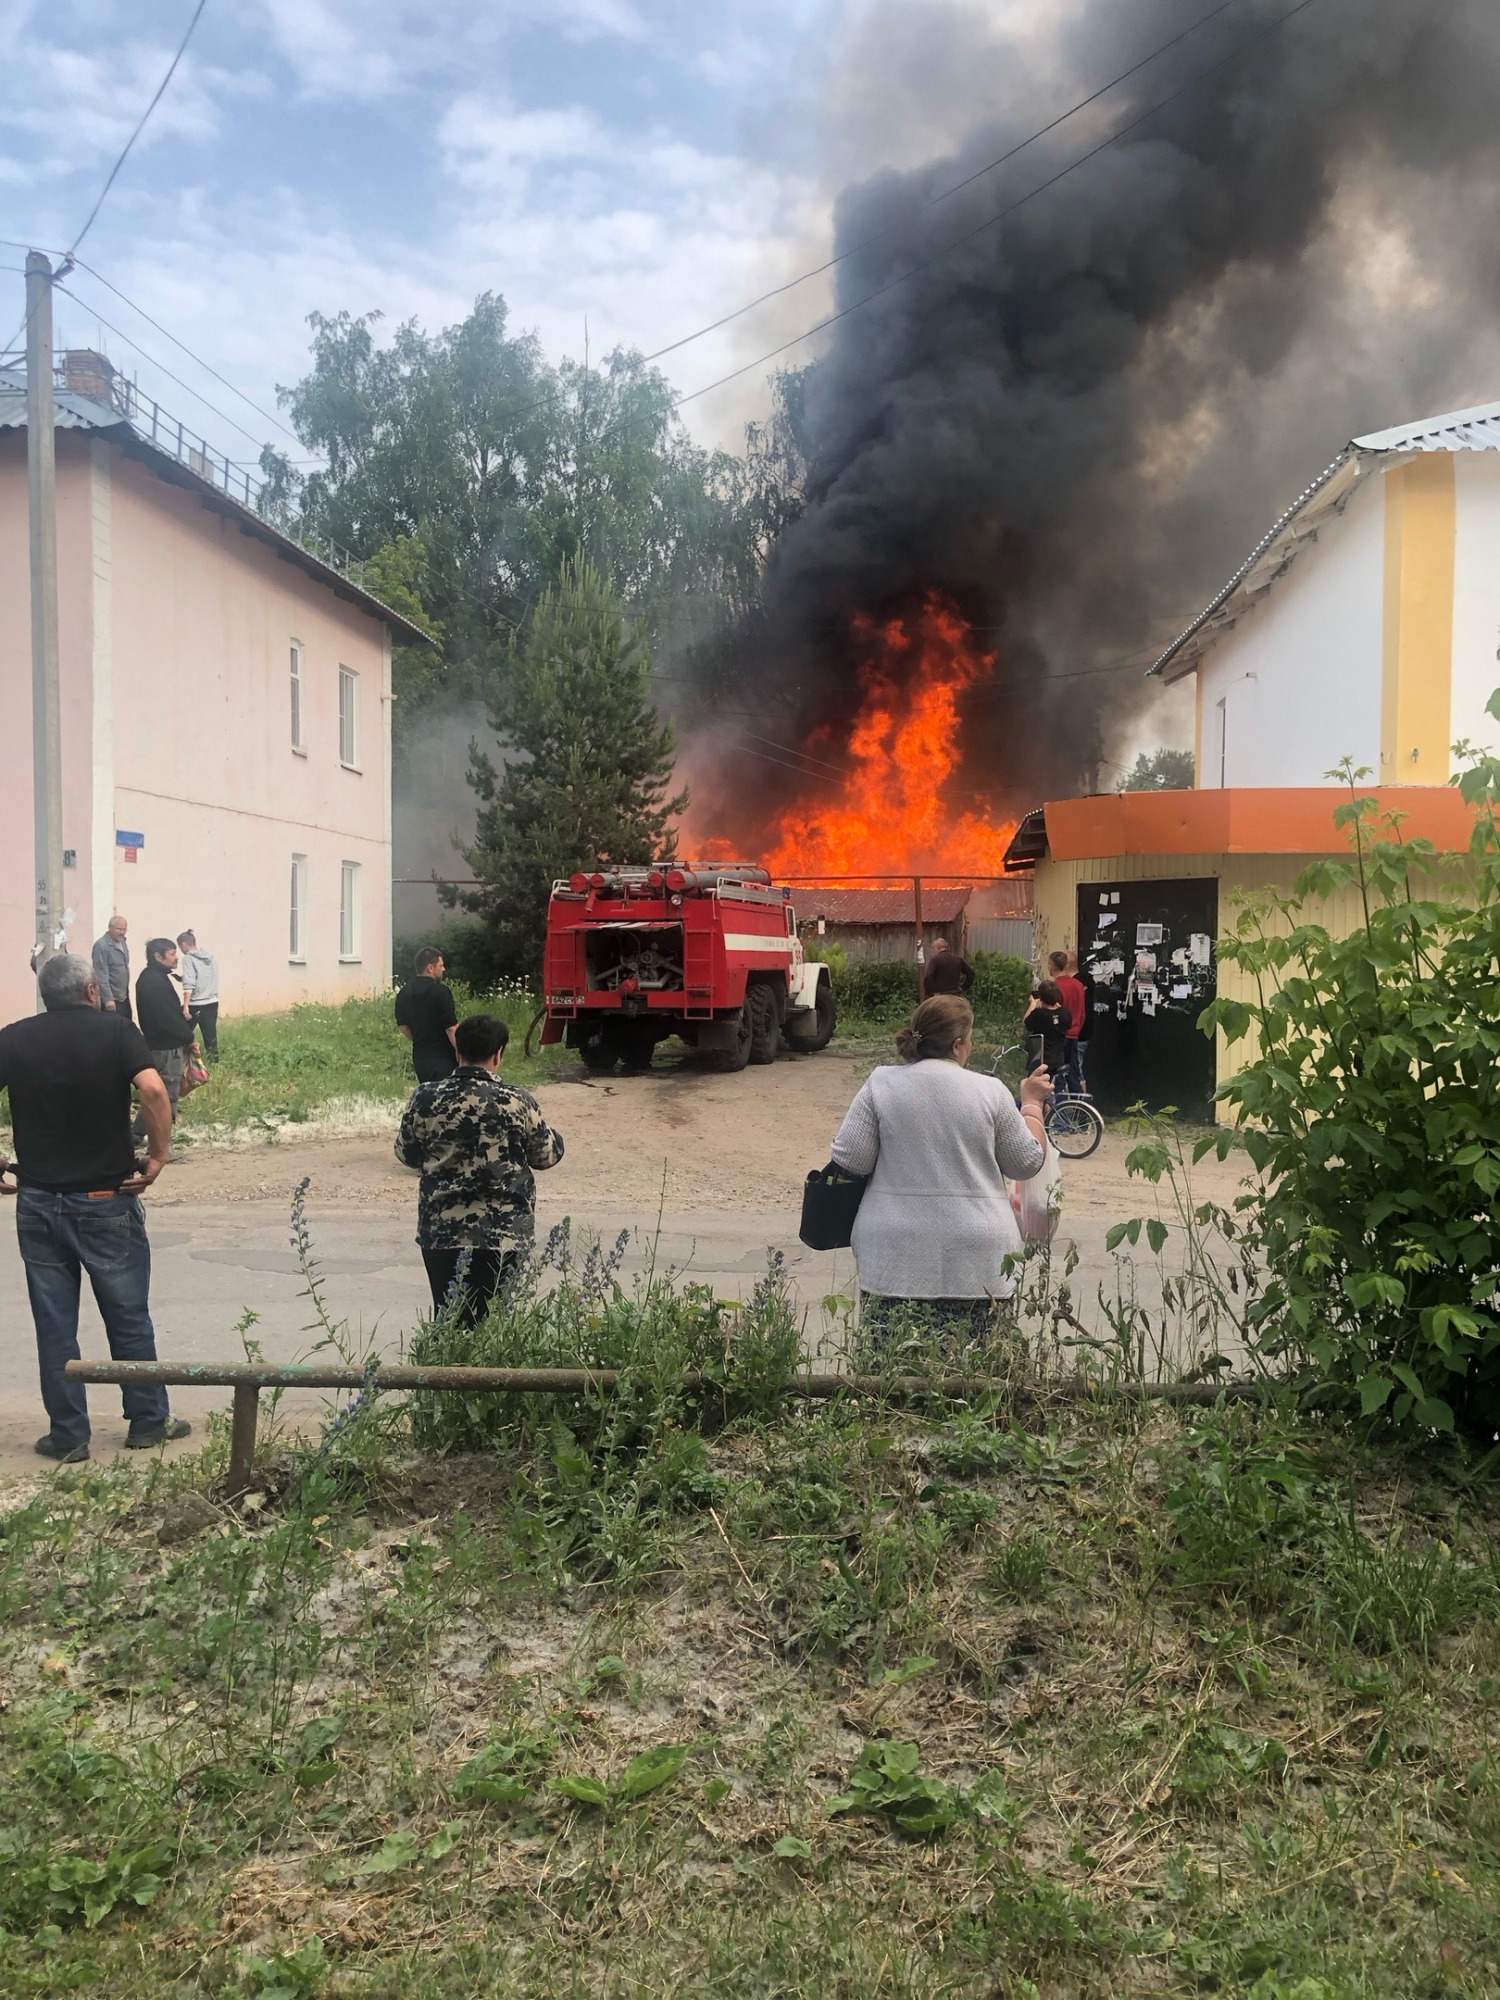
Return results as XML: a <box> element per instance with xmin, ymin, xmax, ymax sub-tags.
<box><xmin>0</xmin><ymin>1047</ymin><xmax>1242</xmax><ymax>1479</ymax></box>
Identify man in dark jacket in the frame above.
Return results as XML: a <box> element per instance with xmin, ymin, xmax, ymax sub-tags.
<box><xmin>394</xmin><ymin>946</ymin><xmax>459</xmax><ymax>1083</ymax></box>
<box><xmin>922</xmin><ymin>936</ymin><xmax>976</xmax><ymax>999</ymax></box>
<box><xmin>134</xmin><ymin>938</ymin><xmax>196</xmax><ymax>1134</ymax></box>
<box><xmin>0</xmin><ymin>952</ymin><xmax>190</xmax><ymax>1461</ymax></box>
<box><xmin>395</xmin><ymin>1013</ymin><xmax>564</xmax><ymax>1326</ymax></box>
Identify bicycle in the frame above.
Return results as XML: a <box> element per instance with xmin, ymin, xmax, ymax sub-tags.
<box><xmin>991</xmin><ymin>1044</ymin><xmax>1105</xmax><ymax>1160</ymax></box>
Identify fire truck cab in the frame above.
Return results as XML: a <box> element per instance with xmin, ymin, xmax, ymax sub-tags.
<box><xmin>538</xmin><ymin>862</ymin><xmax>837</xmax><ymax>1074</ymax></box>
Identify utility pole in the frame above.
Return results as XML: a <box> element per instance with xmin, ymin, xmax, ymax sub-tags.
<box><xmin>26</xmin><ymin>249</ymin><xmax>64</xmax><ymax>986</ymax></box>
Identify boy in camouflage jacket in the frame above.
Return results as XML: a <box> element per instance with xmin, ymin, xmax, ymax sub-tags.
<box><xmin>396</xmin><ymin>1013</ymin><xmax>564</xmax><ymax>1325</ymax></box>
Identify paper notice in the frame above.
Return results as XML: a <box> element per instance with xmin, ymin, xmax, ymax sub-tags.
<box><xmin>1136</xmin><ymin>922</ymin><xmax>1164</xmax><ymax>946</ymax></box>
<box><xmin>1189</xmin><ymin>932</ymin><xmax>1212</xmax><ymax>966</ymax></box>
<box><xmin>1140</xmin><ymin>986</ymin><xmax>1157</xmax><ymax>1017</ymax></box>
<box><xmin>1097</xmin><ymin>912</ymin><xmax>1116</xmax><ymax>929</ymax></box>
<box><xmin>1171</xmin><ymin>982</ymin><xmax>1192</xmax><ymax>999</ymax></box>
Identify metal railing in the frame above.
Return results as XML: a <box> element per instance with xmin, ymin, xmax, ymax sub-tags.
<box><xmin>0</xmin><ymin>348</ymin><xmax>367</xmax><ymax>591</ymax></box>
<box><xmin>65</xmin><ymin>1357</ymin><xmax>1256</xmax><ymax>1494</ymax></box>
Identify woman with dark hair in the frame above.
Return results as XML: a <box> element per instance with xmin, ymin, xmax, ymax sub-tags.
<box><xmin>829</xmin><ymin>994</ymin><xmax>1051</xmax><ymax>1350</ymax></box>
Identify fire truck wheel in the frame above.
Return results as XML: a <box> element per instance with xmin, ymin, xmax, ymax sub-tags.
<box><xmin>785</xmin><ymin>976</ymin><xmax>837</xmax><ymax>1053</ymax></box>
<box><xmin>707</xmin><ymin>1006</ymin><xmax>754</xmax><ymax>1072</ymax></box>
<box><xmin>618</xmin><ymin>1024</ymin><xmax>656</xmax><ymax>1072</ymax></box>
<box><xmin>746</xmin><ymin>983</ymin><xmax>779</xmax><ymax>1065</ymax></box>
<box><xmin>578</xmin><ymin>1028</ymin><xmax>619</xmax><ymax>1074</ymax></box>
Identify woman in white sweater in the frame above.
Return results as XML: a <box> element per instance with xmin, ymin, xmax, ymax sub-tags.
<box><xmin>830</xmin><ymin>993</ymin><xmax>1051</xmax><ymax>1349</ymax></box>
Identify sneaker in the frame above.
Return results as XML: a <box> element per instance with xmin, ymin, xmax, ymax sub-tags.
<box><xmin>125</xmin><ymin>1418</ymin><xmax>193</xmax><ymax>1450</ymax></box>
<box><xmin>36</xmin><ymin>1435</ymin><xmax>90</xmax><ymax>1463</ymax></box>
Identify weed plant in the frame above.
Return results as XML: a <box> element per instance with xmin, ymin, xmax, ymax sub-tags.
<box><xmin>1</xmin><ymin>1381</ymin><xmax>1497</xmax><ymax>1998</ymax></box>
<box><xmin>3</xmin><ymin>1227</ymin><xmax>1500</xmax><ymax>1997</ymax></box>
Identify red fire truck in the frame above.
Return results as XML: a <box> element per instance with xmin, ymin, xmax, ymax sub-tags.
<box><xmin>536</xmin><ymin>862</ymin><xmax>837</xmax><ymax>1074</ymax></box>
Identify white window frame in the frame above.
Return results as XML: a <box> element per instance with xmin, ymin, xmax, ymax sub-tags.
<box><xmin>290</xmin><ymin>641</ymin><xmax>305</xmax><ymax>754</ymax></box>
<box><xmin>338</xmin><ymin>665</ymin><xmax>359</xmax><ymax>770</ymax></box>
<box><xmin>339</xmin><ymin>860</ymin><xmax>362</xmax><ymax>962</ymax></box>
<box><xmin>290</xmin><ymin>853</ymin><xmax>308</xmax><ymax>963</ymax></box>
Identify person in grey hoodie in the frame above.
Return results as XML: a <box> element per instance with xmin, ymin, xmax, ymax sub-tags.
<box><xmin>176</xmin><ymin>930</ymin><xmax>220</xmax><ymax>1060</ymax></box>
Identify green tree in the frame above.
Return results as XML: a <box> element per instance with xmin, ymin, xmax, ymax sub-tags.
<box><xmin>1203</xmin><ymin>725</ymin><xmax>1500</xmax><ymax>1437</ymax></box>
<box><xmin>448</xmin><ymin>556</ymin><xmax>688</xmax><ymax>977</ymax></box>
<box><xmin>361</xmin><ymin>534</ymin><xmax>444</xmax><ymax>743</ymax></box>
<box><xmin>1119</xmin><ymin>747</ymin><xmax>1195</xmax><ymax>791</ymax></box>
<box><xmin>261</xmin><ymin>296</ymin><xmax>787</xmax><ymax>733</ymax></box>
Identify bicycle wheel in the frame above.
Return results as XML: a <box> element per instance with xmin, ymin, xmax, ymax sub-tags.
<box><xmin>1047</xmin><ymin>1097</ymin><xmax>1104</xmax><ymax>1160</ymax></box>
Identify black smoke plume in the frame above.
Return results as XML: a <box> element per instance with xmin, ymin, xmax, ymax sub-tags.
<box><xmin>700</xmin><ymin>0</ymin><xmax>1500</xmax><ymax>829</ymax></box>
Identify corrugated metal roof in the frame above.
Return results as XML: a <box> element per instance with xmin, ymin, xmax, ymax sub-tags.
<box><xmin>1352</xmin><ymin>398</ymin><xmax>1500</xmax><ymax>454</ymax></box>
<box><xmin>799</xmin><ymin>886</ymin><xmax>972</xmax><ymax>925</ymax></box>
<box><xmin>0</xmin><ymin>363</ymin><xmax>429</xmax><ymax>644</ymax></box>
<box><xmin>1147</xmin><ymin>396</ymin><xmax>1500</xmax><ymax>683</ymax></box>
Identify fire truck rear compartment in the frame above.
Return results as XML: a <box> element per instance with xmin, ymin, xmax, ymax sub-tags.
<box><xmin>583</xmin><ymin>921</ymin><xmax>684</xmax><ymax>992</ymax></box>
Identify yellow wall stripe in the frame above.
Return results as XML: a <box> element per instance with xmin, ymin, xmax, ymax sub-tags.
<box><xmin>1381</xmin><ymin>455</ymin><xmax>1456</xmax><ymax>781</ymax></box>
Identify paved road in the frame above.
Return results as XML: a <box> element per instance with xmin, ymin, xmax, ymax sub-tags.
<box><xmin>0</xmin><ymin>1195</ymin><xmax>859</xmax><ymax>1479</ymax></box>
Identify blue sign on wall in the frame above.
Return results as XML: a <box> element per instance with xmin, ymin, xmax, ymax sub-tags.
<box><xmin>115</xmin><ymin>830</ymin><xmax>144</xmax><ymax>849</ymax></box>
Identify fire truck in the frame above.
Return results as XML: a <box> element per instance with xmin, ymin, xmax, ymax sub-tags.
<box><xmin>536</xmin><ymin>862</ymin><xmax>837</xmax><ymax>1073</ymax></box>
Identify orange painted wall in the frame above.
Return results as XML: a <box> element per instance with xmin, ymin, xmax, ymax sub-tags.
<box><xmin>1044</xmin><ymin>786</ymin><xmax>1477</xmax><ymax>863</ymax></box>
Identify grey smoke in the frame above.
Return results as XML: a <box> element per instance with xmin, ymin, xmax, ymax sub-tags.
<box><xmin>391</xmin><ymin>701</ymin><xmax>494</xmax><ymax>949</ymax></box>
<box><xmin>708</xmin><ymin>0</ymin><xmax>1500</xmax><ymax>822</ymax></box>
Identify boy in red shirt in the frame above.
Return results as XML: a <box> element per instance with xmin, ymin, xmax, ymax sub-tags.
<box><xmin>1048</xmin><ymin>951</ymin><xmax>1086</xmax><ymax>1096</ymax></box>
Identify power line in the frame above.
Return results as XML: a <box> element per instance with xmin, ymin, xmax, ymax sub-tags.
<box><xmin>676</xmin><ymin>0</ymin><xmax>1320</xmax><ymax>408</ymax></box>
<box><xmin>641</xmin><ymin>0</ymin><xmax>1247</xmax><ymax>367</ymax></box>
<box><xmin>71</xmin><ymin>259</ymin><xmax>306</xmax><ymax>447</ymax></box>
<box><xmin>70</xmin><ymin>0</ymin><xmax>212</xmax><ymax>255</ymax></box>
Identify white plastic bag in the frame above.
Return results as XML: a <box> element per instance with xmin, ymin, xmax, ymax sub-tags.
<box><xmin>1011</xmin><ymin>1140</ymin><xmax>1063</xmax><ymax>1244</ymax></box>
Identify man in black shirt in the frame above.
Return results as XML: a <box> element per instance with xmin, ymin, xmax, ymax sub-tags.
<box><xmin>0</xmin><ymin>953</ymin><xmax>191</xmax><ymax>1462</ymax></box>
<box><xmin>135</xmin><ymin>936</ymin><xmax>196</xmax><ymax>1129</ymax></box>
<box><xmin>394</xmin><ymin>947</ymin><xmax>459</xmax><ymax>1083</ymax></box>
<box><xmin>922</xmin><ymin>936</ymin><xmax>976</xmax><ymax>999</ymax></box>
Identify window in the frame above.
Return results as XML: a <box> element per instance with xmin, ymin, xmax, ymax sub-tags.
<box><xmin>290</xmin><ymin>642</ymin><xmax>305</xmax><ymax>752</ymax></box>
<box><xmin>338</xmin><ymin>666</ymin><xmax>359</xmax><ymax>768</ymax></box>
<box><xmin>290</xmin><ymin>854</ymin><xmax>308</xmax><ymax>962</ymax></box>
<box><xmin>339</xmin><ymin>860</ymin><xmax>361</xmax><ymax>961</ymax></box>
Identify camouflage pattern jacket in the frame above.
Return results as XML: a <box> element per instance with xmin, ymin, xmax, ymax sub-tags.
<box><xmin>395</xmin><ymin>1065</ymin><xmax>564</xmax><ymax>1248</ymax></box>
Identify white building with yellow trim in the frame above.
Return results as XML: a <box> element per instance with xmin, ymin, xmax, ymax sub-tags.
<box><xmin>1148</xmin><ymin>399</ymin><xmax>1500</xmax><ymax>784</ymax></box>
<box><xmin>1003</xmin><ymin>398</ymin><xmax>1500</xmax><ymax>1121</ymax></box>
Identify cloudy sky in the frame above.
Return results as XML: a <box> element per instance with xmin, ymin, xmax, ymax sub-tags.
<box><xmin>3</xmin><ymin>0</ymin><xmax>996</xmax><ymax>466</ymax></box>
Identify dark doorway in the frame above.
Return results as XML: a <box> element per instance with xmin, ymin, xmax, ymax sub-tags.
<box><xmin>1076</xmin><ymin>877</ymin><xmax>1218</xmax><ymax>1122</ymax></box>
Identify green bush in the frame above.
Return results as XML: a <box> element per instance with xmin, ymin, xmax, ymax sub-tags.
<box><xmin>969</xmin><ymin>949</ymin><xmax>1034</xmax><ymax>1034</ymax></box>
<box><xmin>1204</xmin><ymin>722</ymin><xmax>1500</xmax><ymax>1435</ymax></box>
<box><xmin>824</xmin><ymin>948</ymin><xmax>1032</xmax><ymax>1038</ymax></box>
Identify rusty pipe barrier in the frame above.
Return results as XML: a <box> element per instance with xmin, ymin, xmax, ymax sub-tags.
<box><xmin>65</xmin><ymin>1359</ymin><xmax>1264</xmax><ymax>1497</ymax></box>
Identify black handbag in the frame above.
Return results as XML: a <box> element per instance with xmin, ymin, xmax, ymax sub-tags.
<box><xmin>799</xmin><ymin>1161</ymin><xmax>869</xmax><ymax>1251</ymax></box>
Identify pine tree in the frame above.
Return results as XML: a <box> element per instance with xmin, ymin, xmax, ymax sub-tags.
<box><xmin>450</xmin><ymin>555</ymin><xmax>688</xmax><ymax>978</ymax></box>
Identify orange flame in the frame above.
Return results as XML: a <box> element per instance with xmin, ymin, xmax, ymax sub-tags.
<box><xmin>759</xmin><ymin>596</ymin><xmax>1016</xmax><ymax>878</ymax></box>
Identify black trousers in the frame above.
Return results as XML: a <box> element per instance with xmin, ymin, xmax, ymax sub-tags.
<box><xmin>420</xmin><ymin>1244</ymin><xmax>520</xmax><ymax>1327</ymax></box>
<box><xmin>412</xmin><ymin>1048</ymin><xmax>459</xmax><ymax>1085</ymax></box>
<box><xmin>190</xmin><ymin>1002</ymin><xmax>219</xmax><ymax>1056</ymax></box>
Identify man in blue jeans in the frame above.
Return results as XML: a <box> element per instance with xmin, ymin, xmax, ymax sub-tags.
<box><xmin>0</xmin><ymin>953</ymin><xmax>191</xmax><ymax>1462</ymax></box>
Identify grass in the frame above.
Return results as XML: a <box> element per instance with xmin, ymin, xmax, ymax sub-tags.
<box><xmin>175</xmin><ymin>985</ymin><xmax>554</xmax><ymax>1137</ymax></box>
<box><xmin>1</xmin><ymin>1241</ymin><xmax>1498</xmax><ymax>1997</ymax></box>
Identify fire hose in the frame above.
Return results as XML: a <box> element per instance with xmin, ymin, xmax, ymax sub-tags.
<box><xmin>523</xmin><ymin>1006</ymin><xmax>548</xmax><ymax>1058</ymax></box>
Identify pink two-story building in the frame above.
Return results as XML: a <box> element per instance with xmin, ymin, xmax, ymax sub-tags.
<box><xmin>0</xmin><ymin>351</ymin><xmax>426</xmax><ymax>1027</ymax></box>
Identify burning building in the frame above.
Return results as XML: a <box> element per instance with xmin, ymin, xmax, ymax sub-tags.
<box><xmin>688</xmin><ymin>0</ymin><xmax>1500</xmax><ymax>881</ymax></box>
